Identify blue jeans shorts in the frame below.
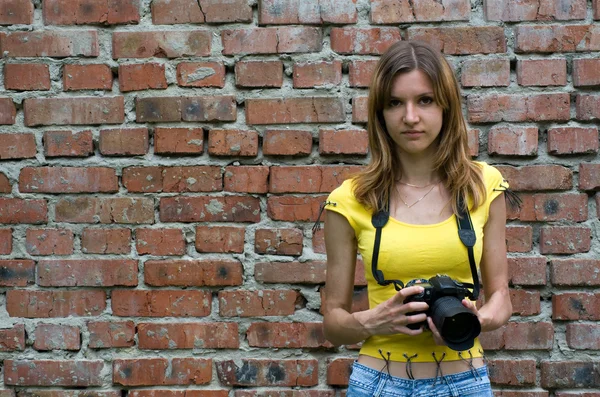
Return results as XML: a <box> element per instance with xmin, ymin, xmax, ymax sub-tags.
<box><xmin>347</xmin><ymin>361</ymin><xmax>493</xmax><ymax>397</ymax></box>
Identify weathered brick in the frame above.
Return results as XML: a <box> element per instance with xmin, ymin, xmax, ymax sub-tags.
<box><xmin>136</xmin><ymin>96</ymin><xmax>235</xmax><ymax>123</ymax></box>
<box><xmin>267</xmin><ymin>196</ymin><xmax>327</xmax><ymax>222</ymax></box>
<box><xmin>81</xmin><ymin>228</ymin><xmax>131</xmax><ymax>254</ymax></box>
<box><xmin>0</xmin><ymin>98</ymin><xmax>16</xmax><ymax>124</ymax></box>
<box><xmin>24</xmin><ymin>97</ymin><xmax>124</xmax><ymax>126</ymax></box>
<box><xmin>55</xmin><ymin>197</ymin><xmax>154</xmax><ymax>224</ymax></box>
<box><xmin>468</xmin><ymin>93</ymin><xmax>570</xmax><ymax>123</ymax></box>
<box><xmin>4</xmin><ymin>360</ymin><xmax>103</xmax><ymax>386</ymax></box>
<box><xmin>44</xmin><ymin>130</ymin><xmax>94</xmax><ymax>157</ymax></box>
<box><xmin>136</xmin><ymin>228</ymin><xmax>185</xmax><ymax>256</ymax></box>
<box><xmin>517</xmin><ymin>59</ymin><xmax>567</xmax><ymax>86</ymax></box>
<box><xmin>259</xmin><ymin>0</ymin><xmax>357</xmax><ymax>24</ymax></box>
<box><xmin>596</xmin><ymin>0</ymin><xmax>600</xmax><ymax>19</ymax></box>
<box><xmin>509</xmin><ymin>193</ymin><xmax>588</xmax><ymax>222</ymax></box>
<box><xmin>511</xmin><ymin>289</ymin><xmax>541</xmax><ymax>316</ymax></box>
<box><xmin>37</xmin><ymin>259</ymin><xmax>137</xmax><ymax>287</ymax></box>
<box><xmin>488</xmin><ymin>125</ymin><xmax>538</xmax><ymax>156</ymax></box>
<box><xmin>406</xmin><ymin>27</ymin><xmax>506</xmax><ymax>54</ymax></box>
<box><xmin>246</xmin><ymin>98</ymin><xmax>345</xmax><ymax>125</ymax></box>
<box><xmin>566</xmin><ymin>323</ymin><xmax>600</xmax><ymax>349</ymax></box>
<box><xmin>144</xmin><ymin>259</ymin><xmax>243</xmax><ymax>287</ymax></box>
<box><xmin>269</xmin><ymin>166</ymin><xmax>361</xmax><ymax>193</ymax></box>
<box><xmin>19</xmin><ymin>167</ymin><xmax>118</xmax><ymax>193</ymax></box>
<box><xmin>319</xmin><ymin>129</ymin><xmax>368</xmax><ymax>155</ymax></box>
<box><xmin>4</xmin><ymin>64</ymin><xmax>51</xmax><ymax>91</ymax></box>
<box><xmin>461</xmin><ymin>58</ymin><xmax>510</xmax><ymax>87</ymax></box>
<box><xmin>195</xmin><ymin>226</ymin><xmax>245</xmax><ymax>253</ymax></box>
<box><xmin>263</xmin><ymin>130</ymin><xmax>313</xmax><ymax>156</ymax></box>
<box><xmin>371</xmin><ymin>0</ymin><xmax>469</xmax><ymax>23</ymax></box>
<box><xmin>579</xmin><ymin>163</ymin><xmax>600</xmax><ymax>190</ymax></box>
<box><xmin>112</xmin><ymin>290</ymin><xmax>211</xmax><ymax>317</ymax></box>
<box><xmin>485</xmin><ymin>0</ymin><xmax>586</xmax><ymax>21</ymax></box>
<box><xmin>0</xmin><ymin>133</ymin><xmax>36</xmax><ymax>160</ymax></box>
<box><xmin>255</xmin><ymin>228</ymin><xmax>303</xmax><ymax>256</ymax></box>
<box><xmin>247</xmin><ymin>322</ymin><xmax>329</xmax><ymax>348</ymax></box>
<box><xmin>154</xmin><ymin>127</ymin><xmax>203</xmax><ymax>155</ymax></box>
<box><xmin>43</xmin><ymin>0</ymin><xmax>139</xmax><ymax>25</ymax></box>
<box><xmin>64</xmin><ymin>64</ymin><xmax>112</xmax><ymax>90</ymax></box>
<box><xmin>0</xmin><ymin>259</ymin><xmax>34</xmax><ymax>287</ymax></box>
<box><xmin>552</xmin><ymin>259</ymin><xmax>600</xmax><ymax>286</ymax></box>
<box><xmin>327</xmin><ymin>358</ymin><xmax>353</xmax><ymax>386</ymax></box>
<box><xmin>573</xmin><ymin>58</ymin><xmax>600</xmax><ymax>86</ymax></box>
<box><xmin>515</xmin><ymin>25</ymin><xmax>600</xmax><ymax>52</ymax></box>
<box><xmin>0</xmin><ymin>324</ymin><xmax>25</xmax><ymax>351</ymax></box>
<box><xmin>0</xmin><ymin>229</ymin><xmax>12</xmax><ymax>255</ymax></box>
<box><xmin>131</xmin><ymin>392</ymin><xmax>227</xmax><ymax>397</ymax></box>
<box><xmin>503</xmin><ymin>322</ymin><xmax>553</xmax><ymax>350</ymax></box>
<box><xmin>331</xmin><ymin>27</ymin><xmax>401</xmax><ymax>54</ymax></box>
<box><xmin>488</xmin><ymin>359</ymin><xmax>536</xmax><ymax>385</ymax></box>
<box><xmin>352</xmin><ymin>96</ymin><xmax>368</xmax><ymax>123</ymax></box>
<box><xmin>548</xmin><ymin>127</ymin><xmax>599</xmax><ymax>155</ymax></box>
<box><xmin>34</xmin><ymin>324</ymin><xmax>80</xmax><ymax>351</ymax></box>
<box><xmin>0</xmin><ymin>198</ymin><xmax>47</xmax><ymax>224</ymax></box>
<box><xmin>348</xmin><ymin>59</ymin><xmax>378</xmax><ymax>88</ymax></box>
<box><xmin>99</xmin><ymin>128</ymin><xmax>149</xmax><ymax>156</ymax></box>
<box><xmin>88</xmin><ymin>321</ymin><xmax>135</xmax><ymax>348</ymax></box>
<box><xmin>138</xmin><ymin>323</ymin><xmax>239</xmax><ymax>349</ymax></box>
<box><xmin>118</xmin><ymin>63</ymin><xmax>167</xmax><ymax>92</ymax></box>
<box><xmin>208</xmin><ymin>130</ymin><xmax>258</xmax><ymax>156</ymax></box>
<box><xmin>0</xmin><ymin>31</ymin><xmax>98</xmax><ymax>57</ymax></box>
<box><xmin>0</xmin><ymin>173</ymin><xmax>10</xmax><ymax>193</ymax></box>
<box><xmin>160</xmin><ymin>196</ymin><xmax>260</xmax><ymax>223</ymax></box>
<box><xmin>506</xmin><ymin>225</ymin><xmax>533</xmax><ymax>253</ymax></box>
<box><xmin>216</xmin><ymin>359</ymin><xmax>318</xmax><ymax>387</ymax></box>
<box><xmin>468</xmin><ymin>129</ymin><xmax>480</xmax><ymax>157</ymax></box>
<box><xmin>224</xmin><ymin>166</ymin><xmax>269</xmax><ymax>193</ymax></box>
<box><xmin>293</xmin><ymin>61</ymin><xmax>342</xmax><ymax>88</ymax></box>
<box><xmin>177</xmin><ymin>62</ymin><xmax>225</xmax><ymax>88</ymax></box>
<box><xmin>0</xmin><ymin>0</ymin><xmax>33</xmax><ymax>24</ymax></box>
<box><xmin>152</xmin><ymin>0</ymin><xmax>252</xmax><ymax>24</ymax></box>
<box><xmin>219</xmin><ymin>290</ymin><xmax>300</xmax><ymax>317</ymax></box>
<box><xmin>235</xmin><ymin>391</ymin><xmax>332</xmax><ymax>397</ymax></box>
<box><xmin>113</xmin><ymin>358</ymin><xmax>212</xmax><ymax>386</ymax></box>
<box><xmin>122</xmin><ymin>166</ymin><xmax>221</xmax><ymax>193</ymax></box>
<box><xmin>255</xmin><ymin>261</ymin><xmax>326</xmax><ymax>284</ymax></box>
<box><xmin>6</xmin><ymin>290</ymin><xmax>106</xmax><ymax>317</ymax></box>
<box><xmin>222</xmin><ymin>27</ymin><xmax>322</xmax><ymax>55</ymax></box>
<box><xmin>541</xmin><ymin>361</ymin><xmax>600</xmax><ymax>388</ymax></box>
<box><xmin>553</xmin><ymin>293</ymin><xmax>600</xmax><ymax>320</ymax></box>
<box><xmin>113</xmin><ymin>31</ymin><xmax>211</xmax><ymax>58</ymax></box>
<box><xmin>26</xmin><ymin>229</ymin><xmax>74</xmax><ymax>256</ymax></box>
<box><xmin>235</xmin><ymin>60</ymin><xmax>283</xmax><ymax>88</ymax></box>
<box><xmin>540</xmin><ymin>226</ymin><xmax>591</xmax><ymax>254</ymax></box>
<box><xmin>576</xmin><ymin>94</ymin><xmax>600</xmax><ymax>121</ymax></box>
<box><xmin>495</xmin><ymin>165</ymin><xmax>572</xmax><ymax>191</ymax></box>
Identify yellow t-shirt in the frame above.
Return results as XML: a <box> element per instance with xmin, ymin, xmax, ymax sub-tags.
<box><xmin>325</xmin><ymin>161</ymin><xmax>507</xmax><ymax>362</ymax></box>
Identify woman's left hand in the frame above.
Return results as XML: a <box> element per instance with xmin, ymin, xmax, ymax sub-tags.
<box><xmin>427</xmin><ymin>299</ymin><xmax>482</xmax><ymax>346</ymax></box>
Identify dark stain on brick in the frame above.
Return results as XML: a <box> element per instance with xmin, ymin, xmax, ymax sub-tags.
<box><xmin>79</xmin><ymin>2</ymin><xmax>96</xmax><ymax>16</ymax></box>
<box><xmin>573</xmin><ymin>364</ymin><xmax>594</xmax><ymax>387</ymax></box>
<box><xmin>121</xmin><ymin>365</ymin><xmax>133</xmax><ymax>379</ymax></box>
<box><xmin>218</xmin><ymin>266</ymin><xmax>228</xmax><ymax>279</ymax></box>
<box><xmin>235</xmin><ymin>361</ymin><xmax>258</xmax><ymax>385</ymax></box>
<box><xmin>309</xmin><ymin>325</ymin><xmax>325</xmax><ymax>345</ymax></box>
<box><xmin>266</xmin><ymin>362</ymin><xmax>286</xmax><ymax>383</ymax></box>
<box><xmin>544</xmin><ymin>199</ymin><xmax>559</xmax><ymax>215</ymax></box>
<box><xmin>569</xmin><ymin>297</ymin><xmax>585</xmax><ymax>314</ymax></box>
<box><xmin>183</xmin><ymin>100</ymin><xmax>203</xmax><ymax>121</ymax></box>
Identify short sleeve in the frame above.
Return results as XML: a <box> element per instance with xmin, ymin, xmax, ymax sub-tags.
<box><xmin>483</xmin><ymin>163</ymin><xmax>508</xmax><ymax>204</ymax></box>
<box><xmin>325</xmin><ymin>179</ymin><xmax>359</xmax><ymax>232</ymax></box>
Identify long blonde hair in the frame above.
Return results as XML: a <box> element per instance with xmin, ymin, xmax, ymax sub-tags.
<box><xmin>353</xmin><ymin>40</ymin><xmax>486</xmax><ymax>215</ymax></box>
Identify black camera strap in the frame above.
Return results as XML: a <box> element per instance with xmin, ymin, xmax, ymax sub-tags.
<box><xmin>370</xmin><ymin>194</ymin><xmax>479</xmax><ymax>299</ymax></box>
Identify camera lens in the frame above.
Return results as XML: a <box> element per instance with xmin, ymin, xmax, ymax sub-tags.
<box><xmin>430</xmin><ymin>296</ymin><xmax>481</xmax><ymax>350</ymax></box>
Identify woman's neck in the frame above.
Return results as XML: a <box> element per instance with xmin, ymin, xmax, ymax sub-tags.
<box><xmin>397</xmin><ymin>154</ymin><xmax>440</xmax><ymax>185</ymax></box>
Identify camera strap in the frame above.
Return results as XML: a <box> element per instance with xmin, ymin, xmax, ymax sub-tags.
<box><xmin>370</xmin><ymin>194</ymin><xmax>479</xmax><ymax>299</ymax></box>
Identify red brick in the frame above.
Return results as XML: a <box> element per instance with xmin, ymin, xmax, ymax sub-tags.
<box><xmin>259</xmin><ymin>0</ymin><xmax>357</xmax><ymax>24</ymax></box>
<box><xmin>0</xmin><ymin>133</ymin><xmax>36</xmax><ymax>160</ymax></box>
<box><xmin>511</xmin><ymin>289</ymin><xmax>541</xmax><ymax>316</ymax></box>
<box><xmin>144</xmin><ymin>259</ymin><xmax>243</xmax><ymax>287</ymax></box>
<box><xmin>136</xmin><ymin>228</ymin><xmax>185</xmax><ymax>256</ymax></box>
<box><xmin>510</xmin><ymin>193</ymin><xmax>588</xmax><ymax>222</ymax></box>
<box><xmin>371</xmin><ymin>0</ymin><xmax>469</xmax><ymax>23</ymax></box>
<box><xmin>508</xmin><ymin>256</ymin><xmax>546</xmax><ymax>285</ymax></box>
<box><xmin>235</xmin><ymin>391</ymin><xmax>333</xmax><ymax>397</ymax></box>
<box><xmin>0</xmin><ymin>198</ymin><xmax>47</xmax><ymax>224</ymax></box>
<box><xmin>552</xmin><ymin>259</ymin><xmax>600</xmax><ymax>286</ymax></box>
<box><xmin>4</xmin><ymin>64</ymin><xmax>50</xmax><ymax>91</ymax></box>
<box><xmin>467</xmin><ymin>93</ymin><xmax>570</xmax><ymax>123</ymax></box>
<box><xmin>160</xmin><ymin>196</ymin><xmax>260</xmax><ymax>223</ymax></box>
<box><xmin>352</xmin><ymin>96</ymin><xmax>368</xmax><ymax>123</ymax></box>
<box><xmin>556</xmin><ymin>393</ymin><xmax>600</xmax><ymax>397</ymax></box>
<box><xmin>43</xmin><ymin>0</ymin><xmax>139</xmax><ymax>25</ymax></box>
<box><xmin>224</xmin><ymin>166</ymin><xmax>269</xmax><ymax>193</ymax></box>
<box><xmin>81</xmin><ymin>228</ymin><xmax>131</xmax><ymax>254</ymax></box>
<box><xmin>88</xmin><ymin>321</ymin><xmax>135</xmax><ymax>348</ymax></box>
<box><xmin>517</xmin><ymin>59</ymin><xmax>567</xmax><ymax>86</ymax></box>
<box><xmin>0</xmin><ymin>259</ymin><xmax>34</xmax><ymax>286</ymax></box>
<box><xmin>488</xmin><ymin>359</ymin><xmax>536</xmax><ymax>385</ymax></box>
<box><xmin>216</xmin><ymin>359</ymin><xmax>318</xmax><ymax>387</ymax></box>
<box><xmin>6</xmin><ymin>290</ymin><xmax>106</xmax><ymax>317</ymax></box>
<box><xmin>16</xmin><ymin>392</ymin><xmax>121</xmax><ymax>397</ymax></box>
<box><xmin>63</xmin><ymin>64</ymin><xmax>112</xmax><ymax>90</ymax></box>
<box><xmin>136</xmin><ymin>96</ymin><xmax>236</xmax><ymax>122</ymax></box>
<box><xmin>177</xmin><ymin>62</ymin><xmax>225</xmax><ymax>88</ymax></box>
<box><xmin>19</xmin><ymin>167</ymin><xmax>118</xmax><ymax>193</ymax></box>
<box><xmin>576</xmin><ymin>94</ymin><xmax>600</xmax><ymax>121</ymax></box>
<box><xmin>255</xmin><ymin>261</ymin><xmax>325</xmax><ymax>284</ymax></box>
<box><xmin>0</xmin><ymin>98</ymin><xmax>16</xmax><ymax>124</ymax></box>
<box><xmin>573</xmin><ymin>58</ymin><xmax>600</xmax><ymax>86</ymax></box>
<box><xmin>113</xmin><ymin>31</ymin><xmax>211</xmax><ymax>58</ymax></box>
<box><xmin>488</xmin><ymin>125</ymin><xmax>538</xmax><ymax>156</ymax></box>
<box><xmin>566</xmin><ymin>323</ymin><xmax>600</xmax><ymax>349</ymax></box>
<box><xmin>319</xmin><ymin>129</ymin><xmax>368</xmax><ymax>155</ymax></box>
<box><xmin>44</xmin><ymin>130</ymin><xmax>94</xmax><ymax>157</ymax></box>
<box><xmin>495</xmin><ymin>165</ymin><xmax>572</xmax><ymax>191</ymax></box>
<box><xmin>327</xmin><ymin>358</ymin><xmax>353</xmax><ymax>386</ymax></box>
<box><xmin>247</xmin><ymin>322</ymin><xmax>328</xmax><ymax>348</ymax></box>
<box><xmin>255</xmin><ymin>228</ymin><xmax>303</xmax><ymax>256</ymax></box>
<box><xmin>263</xmin><ymin>129</ymin><xmax>313</xmax><ymax>156</ymax></box>
<box><xmin>0</xmin><ymin>324</ymin><xmax>25</xmax><ymax>351</ymax></box>
<box><xmin>505</xmin><ymin>225</ymin><xmax>532</xmax><ymax>253</ymax></box>
<box><xmin>37</xmin><ymin>259</ymin><xmax>137</xmax><ymax>287</ymax></box>
<box><xmin>0</xmin><ymin>229</ymin><xmax>11</xmax><ymax>254</ymax></box>
<box><xmin>553</xmin><ymin>292</ymin><xmax>600</xmax><ymax>320</ymax></box>
<box><xmin>485</xmin><ymin>0</ymin><xmax>586</xmax><ymax>21</ymax></box>
<box><xmin>208</xmin><ymin>130</ymin><xmax>258</xmax><ymax>156</ymax></box>
<box><xmin>580</xmin><ymin>163</ymin><xmax>600</xmax><ymax>190</ymax></box>
<box><xmin>0</xmin><ymin>0</ymin><xmax>33</xmax><ymax>24</ymax></box>
<box><xmin>540</xmin><ymin>226</ymin><xmax>591</xmax><ymax>254</ymax></box>
<box><xmin>26</xmin><ymin>229</ymin><xmax>73</xmax><ymax>256</ymax></box>
<box><xmin>55</xmin><ymin>197</ymin><xmax>154</xmax><ymax>224</ymax></box>
<box><xmin>503</xmin><ymin>322</ymin><xmax>553</xmax><ymax>350</ymax></box>
<box><xmin>479</xmin><ymin>326</ymin><xmax>505</xmax><ymax>350</ymax></box>
<box><xmin>34</xmin><ymin>324</ymin><xmax>80</xmax><ymax>351</ymax></box>
<box><xmin>235</xmin><ymin>60</ymin><xmax>283</xmax><ymax>88</ymax></box>
<box><xmin>461</xmin><ymin>58</ymin><xmax>510</xmax><ymax>87</ymax></box>
<box><xmin>0</xmin><ymin>31</ymin><xmax>98</xmax><ymax>57</ymax></box>
<box><xmin>112</xmin><ymin>290</ymin><xmax>211</xmax><ymax>317</ymax></box>
<box><xmin>267</xmin><ymin>195</ymin><xmax>327</xmax><ymax>222</ymax></box>
<box><xmin>597</xmin><ymin>193</ymin><xmax>600</xmax><ymax>218</ymax></box>
<box><xmin>195</xmin><ymin>226</ymin><xmax>245</xmax><ymax>253</ymax></box>
<box><xmin>122</xmin><ymin>166</ymin><xmax>221</xmax><ymax>193</ymax></box>
<box><xmin>247</xmin><ymin>97</ymin><xmax>344</xmax><ymax>125</ymax></box>
<box><xmin>0</xmin><ymin>173</ymin><xmax>10</xmax><ymax>193</ymax></box>
<box><xmin>468</xmin><ymin>129</ymin><xmax>480</xmax><ymax>157</ymax></box>
<box><xmin>138</xmin><ymin>323</ymin><xmax>239</xmax><ymax>349</ymax></box>
<box><xmin>152</xmin><ymin>0</ymin><xmax>252</xmax><ymax>24</ymax></box>
<box><xmin>407</xmin><ymin>26</ymin><xmax>506</xmax><ymax>54</ymax></box>
<box><xmin>4</xmin><ymin>360</ymin><xmax>103</xmax><ymax>386</ymax></box>
<box><xmin>131</xmin><ymin>392</ymin><xmax>227</xmax><ymax>397</ymax></box>
<box><xmin>548</xmin><ymin>127</ymin><xmax>599</xmax><ymax>155</ymax></box>
<box><xmin>331</xmin><ymin>27</ymin><xmax>401</xmax><ymax>54</ymax></box>
<box><xmin>113</xmin><ymin>358</ymin><xmax>211</xmax><ymax>386</ymax></box>
<box><xmin>222</xmin><ymin>27</ymin><xmax>322</xmax><ymax>55</ymax></box>
<box><xmin>99</xmin><ymin>128</ymin><xmax>149</xmax><ymax>156</ymax></box>
<box><xmin>154</xmin><ymin>127</ymin><xmax>203</xmax><ymax>155</ymax></box>
<box><xmin>541</xmin><ymin>361</ymin><xmax>600</xmax><ymax>388</ymax></box>
<box><xmin>293</xmin><ymin>61</ymin><xmax>342</xmax><ymax>88</ymax></box>
<box><xmin>515</xmin><ymin>25</ymin><xmax>600</xmax><ymax>53</ymax></box>
<box><xmin>596</xmin><ymin>0</ymin><xmax>600</xmax><ymax>19</ymax></box>
<box><xmin>269</xmin><ymin>166</ymin><xmax>361</xmax><ymax>193</ymax></box>
<box><xmin>348</xmin><ymin>59</ymin><xmax>377</xmax><ymax>88</ymax></box>
<box><xmin>219</xmin><ymin>290</ymin><xmax>300</xmax><ymax>317</ymax></box>
<box><xmin>118</xmin><ymin>63</ymin><xmax>167</xmax><ymax>92</ymax></box>
<box><xmin>24</xmin><ymin>97</ymin><xmax>124</xmax><ymax>126</ymax></box>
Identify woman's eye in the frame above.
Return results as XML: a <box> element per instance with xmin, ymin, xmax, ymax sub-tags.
<box><xmin>420</xmin><ymin>97</ymin><xmax>434</xmax><ymax>105</ymax></box>
<box><xmin>389</xmin><ymin>100</ymin><xmax>401</xmax><ymax>107</ymax></box>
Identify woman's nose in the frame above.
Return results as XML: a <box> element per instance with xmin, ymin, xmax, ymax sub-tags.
<box><xmin>403</xmin><ymin>102</ymin><xmax>419</xmax><ymax>124</ymax></box>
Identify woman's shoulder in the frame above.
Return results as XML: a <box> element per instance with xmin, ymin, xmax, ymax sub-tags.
<box><xmin>472</xmin><ymin>161</ymin><xmax>504</xmax><ymax>186</ymax></box>
<box><xmin>328</xmin><ymin>178</ymin><xmax>358</xmax><ymax>204</ymax></box>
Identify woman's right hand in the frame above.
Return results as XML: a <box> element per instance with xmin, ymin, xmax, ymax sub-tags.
<box><xmin>352</xmin><ymin>285</ymin><xmax>430</xmax><ymax>336</ymax></box>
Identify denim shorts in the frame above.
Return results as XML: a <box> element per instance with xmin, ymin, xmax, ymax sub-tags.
<box><xmin>347</xmin><ymin>361</ymin><xmax>493</xmax><ymax>397</ymax></box>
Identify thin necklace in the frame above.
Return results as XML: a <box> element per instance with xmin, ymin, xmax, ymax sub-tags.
<box><xmin>398</xmin><ymin>180</ymin><xmax>438</xmax><ymax>189</ymax></box>
<box><xmin>397</xmin><ymin>182</ymin><xmax>439</xmax><ymax>208</ymax></box>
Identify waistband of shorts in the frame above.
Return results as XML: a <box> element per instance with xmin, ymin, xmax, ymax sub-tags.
<box><xmin>351</xmin><ymin>361</ymin><xmax>488</xmax><ymax>385</ymax></box>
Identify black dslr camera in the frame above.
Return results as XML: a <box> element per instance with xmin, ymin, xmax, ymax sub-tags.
<box><xmin>403</xmin><ymin>275</ymin><xmax>481</xmax><ymax>351</ymax></box>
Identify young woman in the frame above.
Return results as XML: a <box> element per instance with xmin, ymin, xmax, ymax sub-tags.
<box><xmin>322</xmin><ymin>41</ymin><xmax>514</xmax><ymax>396</ymax></box>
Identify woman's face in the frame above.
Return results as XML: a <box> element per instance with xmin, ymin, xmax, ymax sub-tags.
<box><xmin>382</xmin><ymin>69</ymin><xmax>444</xmax><ymax>159</ymax></box>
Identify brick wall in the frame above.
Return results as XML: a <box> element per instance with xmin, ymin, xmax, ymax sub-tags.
<box><xmin>0</xmin><ymin>0</ymin><xmax>599</xmax><ymax>396</ymax></box>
